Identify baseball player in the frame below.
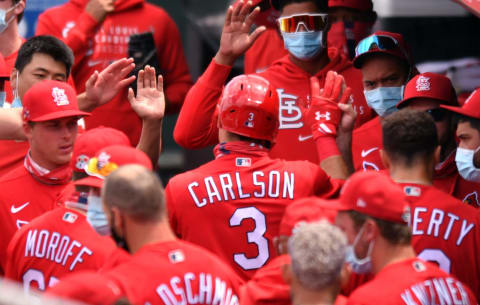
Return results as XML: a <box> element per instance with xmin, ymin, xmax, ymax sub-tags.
<box><xmin>331</xmin><ymin>171</ymin><xmax>477</xmax><ymax>304</ymax></box>
<box><xmin>0</xmin><ymin>80</ymin><xmax>89</xmax><ymax>275</ymax></box>
<box><xmin>4</xmin><ymin>144</ymin><xmax>152</xmax><ymax>293</ymax></box>
<box><xmin>49</xmin><ymin>165</ymin><xmax>244</xmax><ymax>305</ymax></box>
<box><xmin>381</xmin><ymin>109</ymin><xmax>480</xmax><ymax>298</ymax></box>
<box><xmin>240</xmin><ymin>197</ymin><xmax>344</xmax><ymax>305</ymax></box>
<box><xmin>441</xmin><ymin>89</ymin><xmax>480</xmax><ymax>184</ymax></box>
<box><xmin>166</xmin><ymin>74</ymin><xmax>348</xmax><ymax>281</ymax></box>
<box><xmin>174</xmin><ymin>0</ymin><xmax>373</xmax><ymax>165</ymax></box>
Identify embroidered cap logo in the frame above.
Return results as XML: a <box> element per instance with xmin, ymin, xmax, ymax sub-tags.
<box><xmin>415</xmin><ymin>76</ymin><xmax>430</xmax><ymax>92</ymax></box>
<box><xmin>52</xmin><ymin>87</ymin><xmax>70</xmax><ymax>106</ymax></box>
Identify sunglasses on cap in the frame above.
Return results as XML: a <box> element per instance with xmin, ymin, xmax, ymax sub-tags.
<box><xmin>355</xmin><ymin>34</ymin><xmax>406</xmax><ymax>58</ymax></box>
<box><xmin>277</xmin><ymin>14</ymin><xmax>328</xmax><ymax>33</ymax></box>
<box><xmin>425</xmin><ymin>108</ymin><xmax>447</xmax><ymax>122</ymax></box>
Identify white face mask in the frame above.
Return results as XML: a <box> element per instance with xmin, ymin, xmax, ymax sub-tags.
<box><xmin>364</xmin><ymin>86</ymin><xmax>404</xmax><ymax>117</ymax></box>
<box><xmin>0</xmin><ymin>91</ymin><xmax>5</xmax><ymax>108</ymax></box>
<box><xmin>0</xmin><ymin>4</ymin><xmax>18</xmax><ymax>34</ymax></box>
<box><xmin>455</xmin><ymin>147</ymin><xmax>480</xmax><ymax>183</ymax></box>
<box><xmin>86</xmin><ymin>194</ymin><xmax>110</xmax><ymax>236</ymax></box>
<box><xmin>11</xmin><ymin>70</ymin><xmax>22</xmax><ymax>108</ymax></box>
<box><xmin>344</xmin><ymin>225</ymin><xmax>374</xmax><ymax>274</ymax></box>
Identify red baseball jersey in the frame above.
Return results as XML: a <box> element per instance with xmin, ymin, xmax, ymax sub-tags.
<box><xmin>4</xmin><ymin>206</ymin><xmax>127</xmax><ymax>292</ymax></box>
<box><xmin>346</xmin><ymin>258</ymin><xmax>477</xmax><ymax>305</ymax></box>
<box><xmin>244</xmin><ymin>29</ymin><xmax>288</xmax><ymax>74</ymax></box>
<box><xmin>0</xmin><ymin>165</ymin><xmax>70</xmax><ymax>274</ymax></box>
<box><xmin>399</xmin><ymin>183</ymin><xmax>480</xmax><ymax>299</ymax></box>
<box><xmin>36</xmin><ymin>0</ymin><xmax>192</xmax><ymax>145</ymax></box>
<box><xmin>166</xmin><ymin>142</ymin><xmax>342</xmax><ymax>280</ymax></box>
<box><xmin>174</xmin><ymin>48</ymin><xmax>374</xmax><ymax>164</ymax></box>
<box><xmin>351</xmin><ymin>117</ymin><xmax>383</xmax><ymax>172</ymax></box>
<box><xmin>240</xmin><ymin>254</ymin><xmax>348</xmax><ymax>305</ymax></box>
<box><xmin>102</xmin><ymin>240</ymin><xmax>243</xmax><ymax>305</ymax></box>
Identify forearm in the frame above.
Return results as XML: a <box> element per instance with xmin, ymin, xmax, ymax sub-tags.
<box><xmin>77</xmin><ymin>92</ymin><xmax>96</xmax><ymax>112</ymax></box>
<box><xmin>136</xmin><ymin>118</ymin><xmax>162</xmax><ymax>169</ymax></box>
<box><xmin>337</xmin><ymin>129</ymin><xmax>354</xmax><ymax>174</ymax></box>
<box><xmin>0</xmin><ymin>109</ymin><xmax>26</xmax><ymax>140</ymax></box>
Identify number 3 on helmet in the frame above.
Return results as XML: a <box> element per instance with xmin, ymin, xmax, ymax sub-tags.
<box><xmin>219</xmin><ymin>75</ymin><xmax>279</xmax><ymax>142</ymax></box>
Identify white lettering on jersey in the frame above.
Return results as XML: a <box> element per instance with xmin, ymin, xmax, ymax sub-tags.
<box><xmin>277</xmin><ymin>89</ymin><xmax>303</xmax><ymax>129</ymax></box>
<box><xmin>25</xmin><ymin>229</ymin><xmax>92</xmax><ymax>271</ymax></box>
<box><xmin>412</xmin><ymin>207</ymin><xmax>475</xmax><ymax>246</ymax></box>
<box><xmin>188</xmin><ymin>171</ymin><xmax>296</xmax><ymax>206</ymax></box>
<box><xmin>401</xmin><ymin>277</ymin><xmax>470</xmax><ymax>305</ymax></box>
<box><xmin>156</xmin><ymin>273</ymin><xmax>239</xmax><ymax>305</ymax></box>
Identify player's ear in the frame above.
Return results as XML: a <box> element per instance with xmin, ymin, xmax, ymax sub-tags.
<box><xmin>379</xmin><ymin>149</ymin><xmax>390</xmax><ymax>169</ymax></box>
<box><xmin>363</xmin><ymin>218</ymin><xmax>377</xmax><ymax>241</ymax></box>
<box><xmin>281</xmin><ymin>263</ymin><xmax>293</xmax><ymax>285</ymax></box>
<box><xmin>23</xmin><ymin>121</ymin><xmax>33</xmax><ymax>141</ymax></box>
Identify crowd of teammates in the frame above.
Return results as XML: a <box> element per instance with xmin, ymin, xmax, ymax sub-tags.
<box><xmin>0</xmin><ymin>0</ymin><xmax>479</xmax><ymax>304</ymax></box>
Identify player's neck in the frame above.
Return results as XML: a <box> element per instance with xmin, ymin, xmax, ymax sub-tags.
<box><xmin>128</xmin><ymin>221</ymin><xmax>177</xmax><ymax>254</ymax></box>
<box><xmin>0</xmin><ymin>26</ymin><xmax>22</xmax><ymax>57</ymax></box>
<box><xmin>291</xmin><ymin>285</ymin><xmax>338</xmax><ymax>305</ymax></box>
<box><xmin>289</xmin><ymin>50</ymin><xmax>329</xmax><ymax>76</ymax></box>
<box><xmin>372</xmin><ymin>240</ymin><xmax>416</xmax><ymax>274</ymax></box>
<box><xmin>389</xmin><ymin>163</ymin><xmax>433</xmax><ymax>186</ymax></box>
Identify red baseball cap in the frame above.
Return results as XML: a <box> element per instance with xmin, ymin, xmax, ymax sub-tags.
<box><xmin>397</xmin><ymin>72</ymin><xmax>458</xmax><ymax>109</ymax></box>
<box><xmin>353</xmin><ymin>31</ymin><xmax>413</xmax><ymax>69</ymax></box>
<box><xmin>45</xmin><ymin>271</ymin><xmax>124</xmax><ymax>305</ymax></box>
<box><xmin>331</xmin><ymin>171</ymin><xmax>410</xmax><ymax>224</ymax></box>
<box><xmin>0</xmin><ymin>54</ymin><xmax>8</xmax><ymax>79</ymax></box>
<box><xmin>71</xmin><ymin>126</ymin><xmax>131</xmax><ymax>172</ymax></box>
<box><xmin>22</xmin><ymin>80</ymin><xmax>90</xmax><ymax>122</ymax></box>
<box><xmin>328</xmin><ymin>0</ymin><xmax>373</xmax><ymax>11</ymax></box>
<box><xmin>75</xmin><ymin>145</ymin><xmax>152</xmax><ymax>188</ymax></box>
<box><xmin>441</xmin><ymin>88</ymin><xmax>480</xmax><ymax>120</ymax></box>
<box><xmin>278</xmin><ymin>197</ymin><xmax>338</xmax><ymax>236</ymax></box>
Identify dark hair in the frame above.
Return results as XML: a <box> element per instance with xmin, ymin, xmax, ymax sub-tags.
<box><xmin>273</xmin><ymin>0</ymin><xmax>328</xmax><ymax>12</ymax></box>
<box><xmin>14</xmin><ymin>35</ymin><xmax>74</xmax><ymax>77</ymax></box>
<box><xmin>360</xmin><ymin>53</ymin><xmax>411</xmax><ymax>84</ymax></box>
<box><xmin>382</xmin><ymin>109</ymin><xmax>438</xmax><ymax>167</ymax></box>
<box><xmin>372</xmin><ymin>217</ymin><xmax>411</xmax><ymax>245</ymax></box>
<box><xmin>453</xmin><ymin>113</ymin><xmax>480</xmax><ymax>132</ymax></box>
<box><xmin>346</xmin><ymin>210</ymin><xmax>368</xmax><ymax>232</ymax></box>
<box><xmin>235</xmin><ymin>133</ymin><xmax>272</xmax><ymax>149</ymax></box>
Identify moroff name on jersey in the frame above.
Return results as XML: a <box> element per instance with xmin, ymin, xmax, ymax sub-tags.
<box><xmin>188</xmin><ymin>171</ymin><xmax>295</xmax><ymax>207</ymax></box>
<box><xmin>25</xmin><ymin>229</ymin><xmax>93</xmax><ymax>271</ymax></box>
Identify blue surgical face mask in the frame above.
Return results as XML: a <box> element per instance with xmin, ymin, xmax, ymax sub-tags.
<box><xmin>0</xmin><ymin>4</ymin><xmax>17</xmax><ymax>34</ymax></box>
<box><xmin>363</xmin><ymin>86</ymin><xmax>404</xmax><ymax>117</ymax></box>
<box><xmin>455</xmin><ymin>147</ymin><xmax>480</xmax><ymax>183</ymax></box>
<box><xmin>344</xmin><ymin>225</ymin><xmax>374</xmax><ymax>274</ymax></box>
<box><xmin>281</xmin><ymin>31</ymin><xmax>324</xmax><ymax>61</ymax></box>
<box><xmin>0</xmin><ymin>91</ymin><xmax>5</xmax><ymax>108</ymax></box>
<box><xmin>86</xmin><ymin>194</ymin><xmax>110</xmax><ymax>236</ymax></box>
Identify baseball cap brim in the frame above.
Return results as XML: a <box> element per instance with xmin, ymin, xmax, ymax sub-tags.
<box><xmin>440</xmin><ymin>104</ymin><xmax>473</xmax><ymax>118</ymax></box>
<box><xmin>74</xmin><ymin>176</ymin><xmax>104</xmax><ymax>188</ymax></box>
<box><xmin>29</xmin><ymin>110</ymin><xmax>90</xmax><ymax>122</ymax></box>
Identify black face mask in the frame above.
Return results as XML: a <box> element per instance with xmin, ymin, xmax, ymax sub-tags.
<box><xmin>110</xmin><ymin>215</ymin><xmax>130</xmax><ymax>253</ymax></box>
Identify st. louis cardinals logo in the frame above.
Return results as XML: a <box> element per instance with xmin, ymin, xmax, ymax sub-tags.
<box><xmin>51</xmin><ymin>87</ymin><xmax>69</xmax><ymax>106</ymax></box>
<box><xmin>416</xmin><ymin>76</ymin><xmax>431</xmax><ymax>92</ymax></box>
<box><xmin>277</xmin><ymin>88</ymin><xmax>303</xmax><ymax>129</ymax></box>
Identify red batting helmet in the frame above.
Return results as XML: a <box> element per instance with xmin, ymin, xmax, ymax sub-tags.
<box><xmin>219</xmin><ymin>74</ymin><xmax>279</xmax><ymax>142</ymax></box>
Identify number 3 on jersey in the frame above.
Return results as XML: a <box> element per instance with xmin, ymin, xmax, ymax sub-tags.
<box><xmin>229</xmin><ymin>207</ymin><xmax>269</xmax><ymax>270</ymax></box>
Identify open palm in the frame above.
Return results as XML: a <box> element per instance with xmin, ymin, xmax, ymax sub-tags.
<box><xmin>128</xmin><ymin>66</ymin><xmax>165</xmax><ymax>121</ymax></box>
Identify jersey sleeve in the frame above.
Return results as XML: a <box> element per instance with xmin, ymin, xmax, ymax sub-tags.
<box><xmin>35</xmin><ymin>10</ymin><xmax>100</xmax><ymax>66</ymax></box>
<box><xmin>165</xmin><ymin>182</ymin><xmax>181</xmax><ymax>238</ymax></box>
<box><xmin>173</xmin><ymin>58</ymin><xmax>231</xmax><ymax>149</ymax></box>
<box><xmin>152</xmin><ymin>11</ymin><xmax>192</xmax><ymax>114</ymax></box>
<box><xmin>312</xmin><ymin>165</ymin><xmax>343</xmax><ymax>198</ymax></box>
<box><xmin>4</xmin><ymin>226</ymin><xmax>25</xmax><ymax>281</ymax></box>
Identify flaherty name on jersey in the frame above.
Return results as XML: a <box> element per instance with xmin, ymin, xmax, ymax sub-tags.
<box><xmin>25</xmin><ymin>229</ymin><xmax>93</xmax><ymax>271</ymax></box>
<box><xmin>188</xmin><ymin>171</ymin><xmax>295</xmax><ymax>207</ymax></box>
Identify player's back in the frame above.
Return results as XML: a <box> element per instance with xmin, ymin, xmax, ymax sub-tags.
<box><xmin>347</xmin><ymin>258</ymin><xmax>476</xmax><ymax>305</ymax></box>
<box><xmin>400</xmin><ymin>183</ymin><xmax>480</xmax><ymax>299</ymax></box>
<box><xmin>104</xmin><ymin>240</ymin><xmax>243</xmax><ymax>305</ymax></box>
<box><xmin>5</xmin><ymin>206</ymin><xmax>125</xmax><ymax>293</ymax></box>
<box><xmin>166</xmin><ymin>143</ymin><xmax>340</xmax><ymax>280</ymax></box>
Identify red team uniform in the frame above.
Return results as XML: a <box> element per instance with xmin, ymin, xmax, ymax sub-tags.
<box><xmin>4</xmin><ymin>206</ymin><xmax>127</xmax><ymax>292</ymax></box>
<box><xmin>244</xmin><ymin>29</ymin><xmax>287</xmax><ymax>74</ymax></box>
<box><xmin>400</xmin><ymin>183</ymin><xmax>480</xmax><ymax>299</ymax></box>
<box><xmin>174</xmin><ymin>48</ymin><xmax>373</xmax><ymax>164</ymax></box>
<box><xmin>0</xmin><ymin>164</ymin><xmax>69</xmax><ymax>274</ymax></box>
<box><xmin>166</xmin><ymin>142</ymin><xmax>341</xmax><ymax>280</ymax></box>
<box><xmin>36</xmin><ymin>0</ymin><xmax>192</xmax><ymax>144</ymax></box>
<box><xmin>346</xmin><ymin>258</ymin><xmax>477</xmax><ymax>305</ymax></box>
<box><xmin>100</xmin><ymin>240</ymin><xmax>243</xmax><ymax>305</ymax></box>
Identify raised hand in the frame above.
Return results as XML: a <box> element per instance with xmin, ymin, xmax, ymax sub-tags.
<box><xmin>214</xmin><ymin>0</ymin><xmax>266</xmax><ymax>66</ymax></box>
<box><xmin>128</xmin><ymin>65</ymin><xmax>165</xmax><ymax>121</ymax></box>
<box><xmin>85</xmin><ymin>57</ymin><xmax>136</xmax><ymax>111</ymax></box>
<box><xmin>306</xmin><ymin>70</ymin><xmax>352</xmax><ymax>138</ymax></box>
<box><xmin>85</xmin><ymin>0</ymin><xmax>115</xmax><ymax>23</ymax></box>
